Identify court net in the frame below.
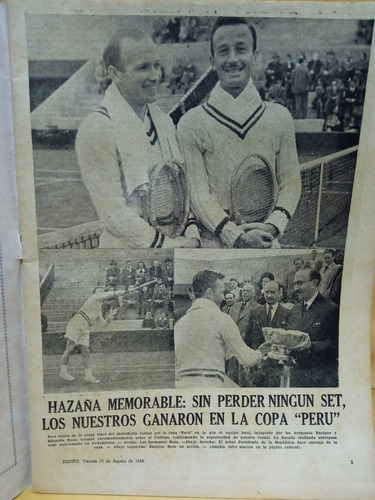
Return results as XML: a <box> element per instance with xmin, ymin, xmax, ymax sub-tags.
<box><xmin>38</xmin><ymin>146</ymin><xmax>358</xmax><ymax>250</ymax></box>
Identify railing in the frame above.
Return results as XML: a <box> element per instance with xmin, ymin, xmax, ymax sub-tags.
<box><xmin>39</xmin><ymin>263</ymin><xmax>55</xmax><ymax>306</ymax></box>
<box><xmin>281</xmin><ymin>145</ymin><xmax>358</xmax><ymax>247</ymax></box>
<box><xmin>38</xmin><ymin>146</ymin><xmax>358</xmax><ymax>250</ymax></box>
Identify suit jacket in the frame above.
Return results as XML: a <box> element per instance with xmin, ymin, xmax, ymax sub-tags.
<box><xmin>245</xmin><ymin>303</ymin><xmax>291</xmax><ymax>349</ymax></box>
<box><xmin>229</xmin><ymin>300</ymin><xmax>258</xmax><ymax>338</ymax></box>
<box><xmin>289</xmin><ymin>293</ymin><xmax>339</xmax><ymax>387</ymax></box>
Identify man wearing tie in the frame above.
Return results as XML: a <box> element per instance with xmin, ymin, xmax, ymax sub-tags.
<box><xmin>244</xmin><ymin>280</ymin><xmax>291</xmax><ymax>386</ymax></box>
<box><xmin>289</xmin><ymin>267</ymin><xmax>339</xmax><ymax>387</ymax></box>
<box><xmin>229</xmin><ymin>284</ymin><xmax>258</xmax><ymax>338</ymax></box>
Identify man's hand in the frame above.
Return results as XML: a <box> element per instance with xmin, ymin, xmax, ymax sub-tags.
<box><xmin>108</xmin><ymin>307</ymin><xmax>119</xmax><ymax>320</ymax></box>
<box><xmin>170</xmin><ymin>236</ymin><xmax>201</xmax><ymax>248</ymax></box>
<box><xmin>239</xmin><ymin>222</ymin><xmax>278</xmax><ymax>237</ymax></box>
<box><xmin>235</xmin><ymin>229</ymin><xmax>273</xmax><ymax>248</ymax></box>
<box><xmin>258</xmin><ymin>342</ymin><xmax>273</xmax><ymax>357</ymax></box>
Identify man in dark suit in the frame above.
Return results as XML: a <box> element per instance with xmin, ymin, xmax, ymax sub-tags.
<box><xmin>229</xmin><ymin>284</ymin><xmax>258</xmax><ymax>338</ymax></box>
<box><xmin>244</xmin><ymin>281</ymin><xmax>291</xmax><ymax>387</ymax></box>
<box><xmin>289</xmin><ymin>267</ymin><xmax>339</xmax><ymax>387</ymax></box>
<box><xmin>284</xmin><ymin>257</ymin><xmax>304</xmax><ymax>304</ymax></box>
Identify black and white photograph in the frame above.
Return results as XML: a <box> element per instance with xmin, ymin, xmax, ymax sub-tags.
<box><xmin>28</xmin><ymin>14</ymin><xmax>372</xmax><ymax>251</ymax></box>
<box><xmin>174</xmin><ymin>248</ymin><xmax>340</xmax><ymax>389</ymax></box>
<box><xmin>39</xmin><ymin>249</ymin><xmax>175</xmax><ymax>393</ymax></box>
<box><xmin>6</xmin><ymin>1</ymin><xmax>375</xmax><ymax>498</ymax></box>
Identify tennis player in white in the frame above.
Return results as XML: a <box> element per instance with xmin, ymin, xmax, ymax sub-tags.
<box><xmin>177</xmin><ymin>17</ymin><xmax>301</xmax><ymax>248</ymax></box>
<box><xmin>76</xmin><ymin>28</ymin><xmax>200</xmax><ymax>249</ymax></box>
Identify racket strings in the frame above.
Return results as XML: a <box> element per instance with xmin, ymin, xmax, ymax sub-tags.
<box><xmin>149</xmin><ymin>165</ymin><xmax>188</xmax><ymax>235</ymax></box>
<box><xmin>232</xmin><ymin>162</ymin><xmax>274</xmax><ymax>223</ymax></box>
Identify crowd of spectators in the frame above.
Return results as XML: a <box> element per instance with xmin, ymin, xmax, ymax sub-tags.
<box><xmin>152</xmin><ymin>17</ymin><xmax>210</xmax><ymax>44</ymax></box>
<box><xmin>103</xmin><ymin>258</ymin><xmax>174</xmax><ymax>327</ymax></box>
<box><xmin>219</xmin><ymin>248</ymin><xmax>343</xmax><ymax>315</ymax></box>
<box><xmin>259</xmin><ymin>49</ymin><xmax>369</xmax><ymax>132</ymax></box>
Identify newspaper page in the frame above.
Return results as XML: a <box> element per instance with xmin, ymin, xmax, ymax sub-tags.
<box><xmin>7</xmin><ymin>0</ymin><xmax>375</xmax><ymax>498</ymax></box>
<box><xmin>0</xmin><ymin>2</ymin><xmax>31</xmax><ymax>499</ymax></box>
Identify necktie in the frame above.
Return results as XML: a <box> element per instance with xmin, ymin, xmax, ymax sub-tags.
<box><xmin>302</xmin><ymin>302</ymin><xmax>308</xmax><ymax>315</ymax></box>
<box><xmin>267</xmin><ymin>305</ymin><xmax>272</xmax><ymax>325</ymax></box>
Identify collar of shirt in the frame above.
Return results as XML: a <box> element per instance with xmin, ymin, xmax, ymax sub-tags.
<box><xmin>304</xmin><ymin>291</ymin><xmax>319</xmax><ymax>310</ymax></box>
<box><xmin>267</xmin><ymin>302</ymin><xmax>278</xmax><ymax>318</ymax></box>
<box><xmin>189</xmin><ymin>297</ymin><xmax>220</xmax><ymax>312</ymax></box>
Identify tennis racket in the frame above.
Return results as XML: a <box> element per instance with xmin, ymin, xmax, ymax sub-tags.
<box><xmin>230</xmin><ymin>154</ymin><xmax>277</xmax><ymax>225</ymax></box>
<box><xmin>146</xmin><ymin>161</ymin><xmax>189</xmax><ymax>238</ymax></box>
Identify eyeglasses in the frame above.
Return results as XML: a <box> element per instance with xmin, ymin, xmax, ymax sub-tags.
<box><xmin>294</xmin><ymin>280</ymin><xmax>312</xmax><ymax>287</ymax></box>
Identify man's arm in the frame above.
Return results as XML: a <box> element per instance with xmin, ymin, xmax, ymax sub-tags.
<box><xmin>177</xmin><ymin>113</ymin><xmax>272</xmax><ymax>248</ymax></box>
<box><xmin>263</xmin><ymin>106</ymin><xmax>302</xmax><ymax>236</ymax></box>
<box><xmin>76</xmin><ymin>113</ymin><xmax>197</xmax><ymax>248</ymax></box>
<box><xmin>222</xmin><ymin>314</ymin><xmax>263</xmax><ymax>367</ymax></box>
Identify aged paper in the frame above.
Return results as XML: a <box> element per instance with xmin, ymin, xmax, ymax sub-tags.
<box><xmin>0</xmin><ymin>2</ymin><xmax>31</xmax><ymax>499</ymax></box>
<box><xmin>7</xmin><ymin>0</ymin><xmax>375</xmax><ymax>498</ymax></box>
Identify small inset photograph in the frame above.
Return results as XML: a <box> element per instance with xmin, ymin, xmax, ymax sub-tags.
<box><xmin>39</xmin><ymin>249</ymin><xmax>175</xmax><ymax>393</ymax></box>
<box><xmin>174</xmin><ymin>248</ymin><xmax>342</xmax><ymax>389</ymax></box>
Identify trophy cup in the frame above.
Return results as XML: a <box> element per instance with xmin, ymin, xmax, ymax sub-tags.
<box><xmin>262</xmin><ymin>328</ymin><xmax>311</xmax><ymax>387</ymax></box>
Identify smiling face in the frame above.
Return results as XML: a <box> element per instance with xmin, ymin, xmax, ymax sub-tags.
<box><xmin>110</xmin><ymin>36</ymin><xmax>161</xmax><ymax>113</ymax></box>
<box><xmin>211</xmin><ymin>23</ymin><xmax>256</xmax><ymax>98</ymax></box>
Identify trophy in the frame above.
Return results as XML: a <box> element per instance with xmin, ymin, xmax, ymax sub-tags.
<box><xmin>262</xmin><ymin>328</ymin><xmax>311</xmax><ymax>387</ymax></box>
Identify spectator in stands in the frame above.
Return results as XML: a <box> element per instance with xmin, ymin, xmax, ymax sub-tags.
<box><xmin>255</xmin><ymin>272</ymin><xmax>275</xmax><ymax>305</ymax></box>
<box><xmin>152</xmin><ymin>281</ymin><xmax>172</xmax><ymax>318</ymax></box>
<box><xmin>135</xmin><ymin>261</ymin><xmax>148</xmax><ymax>286</ymax></box>
<box><xmin>320</xmin><ymin>50</ymin><xmax>341</xmax><ymax>87</ymax></box>
<box><xmin>324</xmin><ymin>79</ymin><xmax>342</xmax><ymax>117</ymax></box>
<box><xmin>311</xmin><ymin>77</ymin><xmax>326</xmax><ymax>119</ymax></box>
<box><xmin>267</xmin><ymin>78</ymin><xmax>286</xmax><ymax>106</ymax></box>
<box><xmin>164</xmin><ymin>258</ymin><xmax>174</xmax><ymax>289</ymax></box>
<box><xmin>162</xmin><ymin>17</ymin><xmax>181</xmax><ymax>43</ymax></box>
<box><xmin>140</xmin><ymin>284</ymin><xmax>154</xmax><ymax>317</ymax></box>
<box><xmin>228</xmin><ymin>277</ymin><xmax>242</xmax><ymax>302</ymax></box>
<box><xmin>142</xmin><ymin>311</ymin><xmax>156</xmax><ymax>329</ymax></box>
<box><xmin>330</xmin><ymin>249</ymin><xmax>344</xmax><ymax>305</ymax></box>
<box><xmin>284</xmin><ymin>257</ymin><xmax>304</xmax><ymax>304</ymax></box>
<box><xmin>320</xmin><ymin>249</ymin><xmax>341</xmax><ymax>299</ymax></box>
<box><xmin>60</xmin><ymin>287</ymin><xmax>122</xmax><ymax>383</ymax></box>
<box><xmin>265</xmin><ymin>52</ymin><xmax>285</xmax><ymax>88</ymax></box>
<box><xmin>291</xmin><ymin>56</ymin><xmax>311</xmax><ymax>119</ymax></box>
<box><xmin>105</xmin><ymin>259</ymin><xmax>121</xmax><ymax>288</ymax></box>
<box><xmin>324</xmin><ymin>104</ymin><xmax>342</xmax><ymax>132</ymax></box>
<box><xmin>180</xmin><ymin>61</ymin><xmax>198</xmax><ymax>93</ymax></box>
<box><xmin>156</xmin><ymin>311</ymin><xmax>170</xmax><ymax>329</ymax></box>
<box><xmin>149</xmin><ymin>259</ymin><xmax>167</xmax><ymax>286</ymax></box>
<box><xmin>121</xmin><ymin>260</ymin><xmax>136</xmax><ymax>289</ymax></box>
<box><xmin>284</xmin><ymin>54</ymin><xmax>295</xmax><ymax>80</ymax></box>
<box><xmin>168</xmin><ymin>57</ymin><xmax>185</xmax><ymax>94</ymax></box>
<box><xmin>122</xmin><ymin>285</ymin><xmax>141</xmax><ymax>319</ymax></box>
<box><xmin>306</xmin><ymin>249</ymin><xmax>323</xmax><ymax>272</ymax></box>
<box><xmin>221</xmin><ymin>291</ymin><xmax>236</xmax><ymax>315</ymax></box>
<box><xmin>307</xmin><ymin>52</ymin><xmax>323</xmax><ymax>90</ymax></box>
<box><xmin>341</xmin><ymin>53</ymin><xmax>356</xmax><ymax>85</ymax></box>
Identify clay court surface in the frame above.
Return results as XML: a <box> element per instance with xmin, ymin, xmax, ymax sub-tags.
<box><xmin>43</xmin><ymin>351</ymin><xmax>175</xmax><ymax>394</ymax></box>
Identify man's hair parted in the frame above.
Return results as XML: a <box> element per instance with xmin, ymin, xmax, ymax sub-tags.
<box><xmin>210</xmin><ymin>17</ymin><xmax>257</xmax><ymax>56</ymax></box>
<box><xmin>304</xmin><ymin>266</ymin><xmax>322</xmax><ymax>286</ymax></box>
<box><xmin>192</xmin><ymin>270</ymin><xmax>225</xmax><ymax>298</ymax></box>
<box><xmin>103</xmin><ymin>28</ymin><xmax>151</xmax><ymax>71</ymax></box>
